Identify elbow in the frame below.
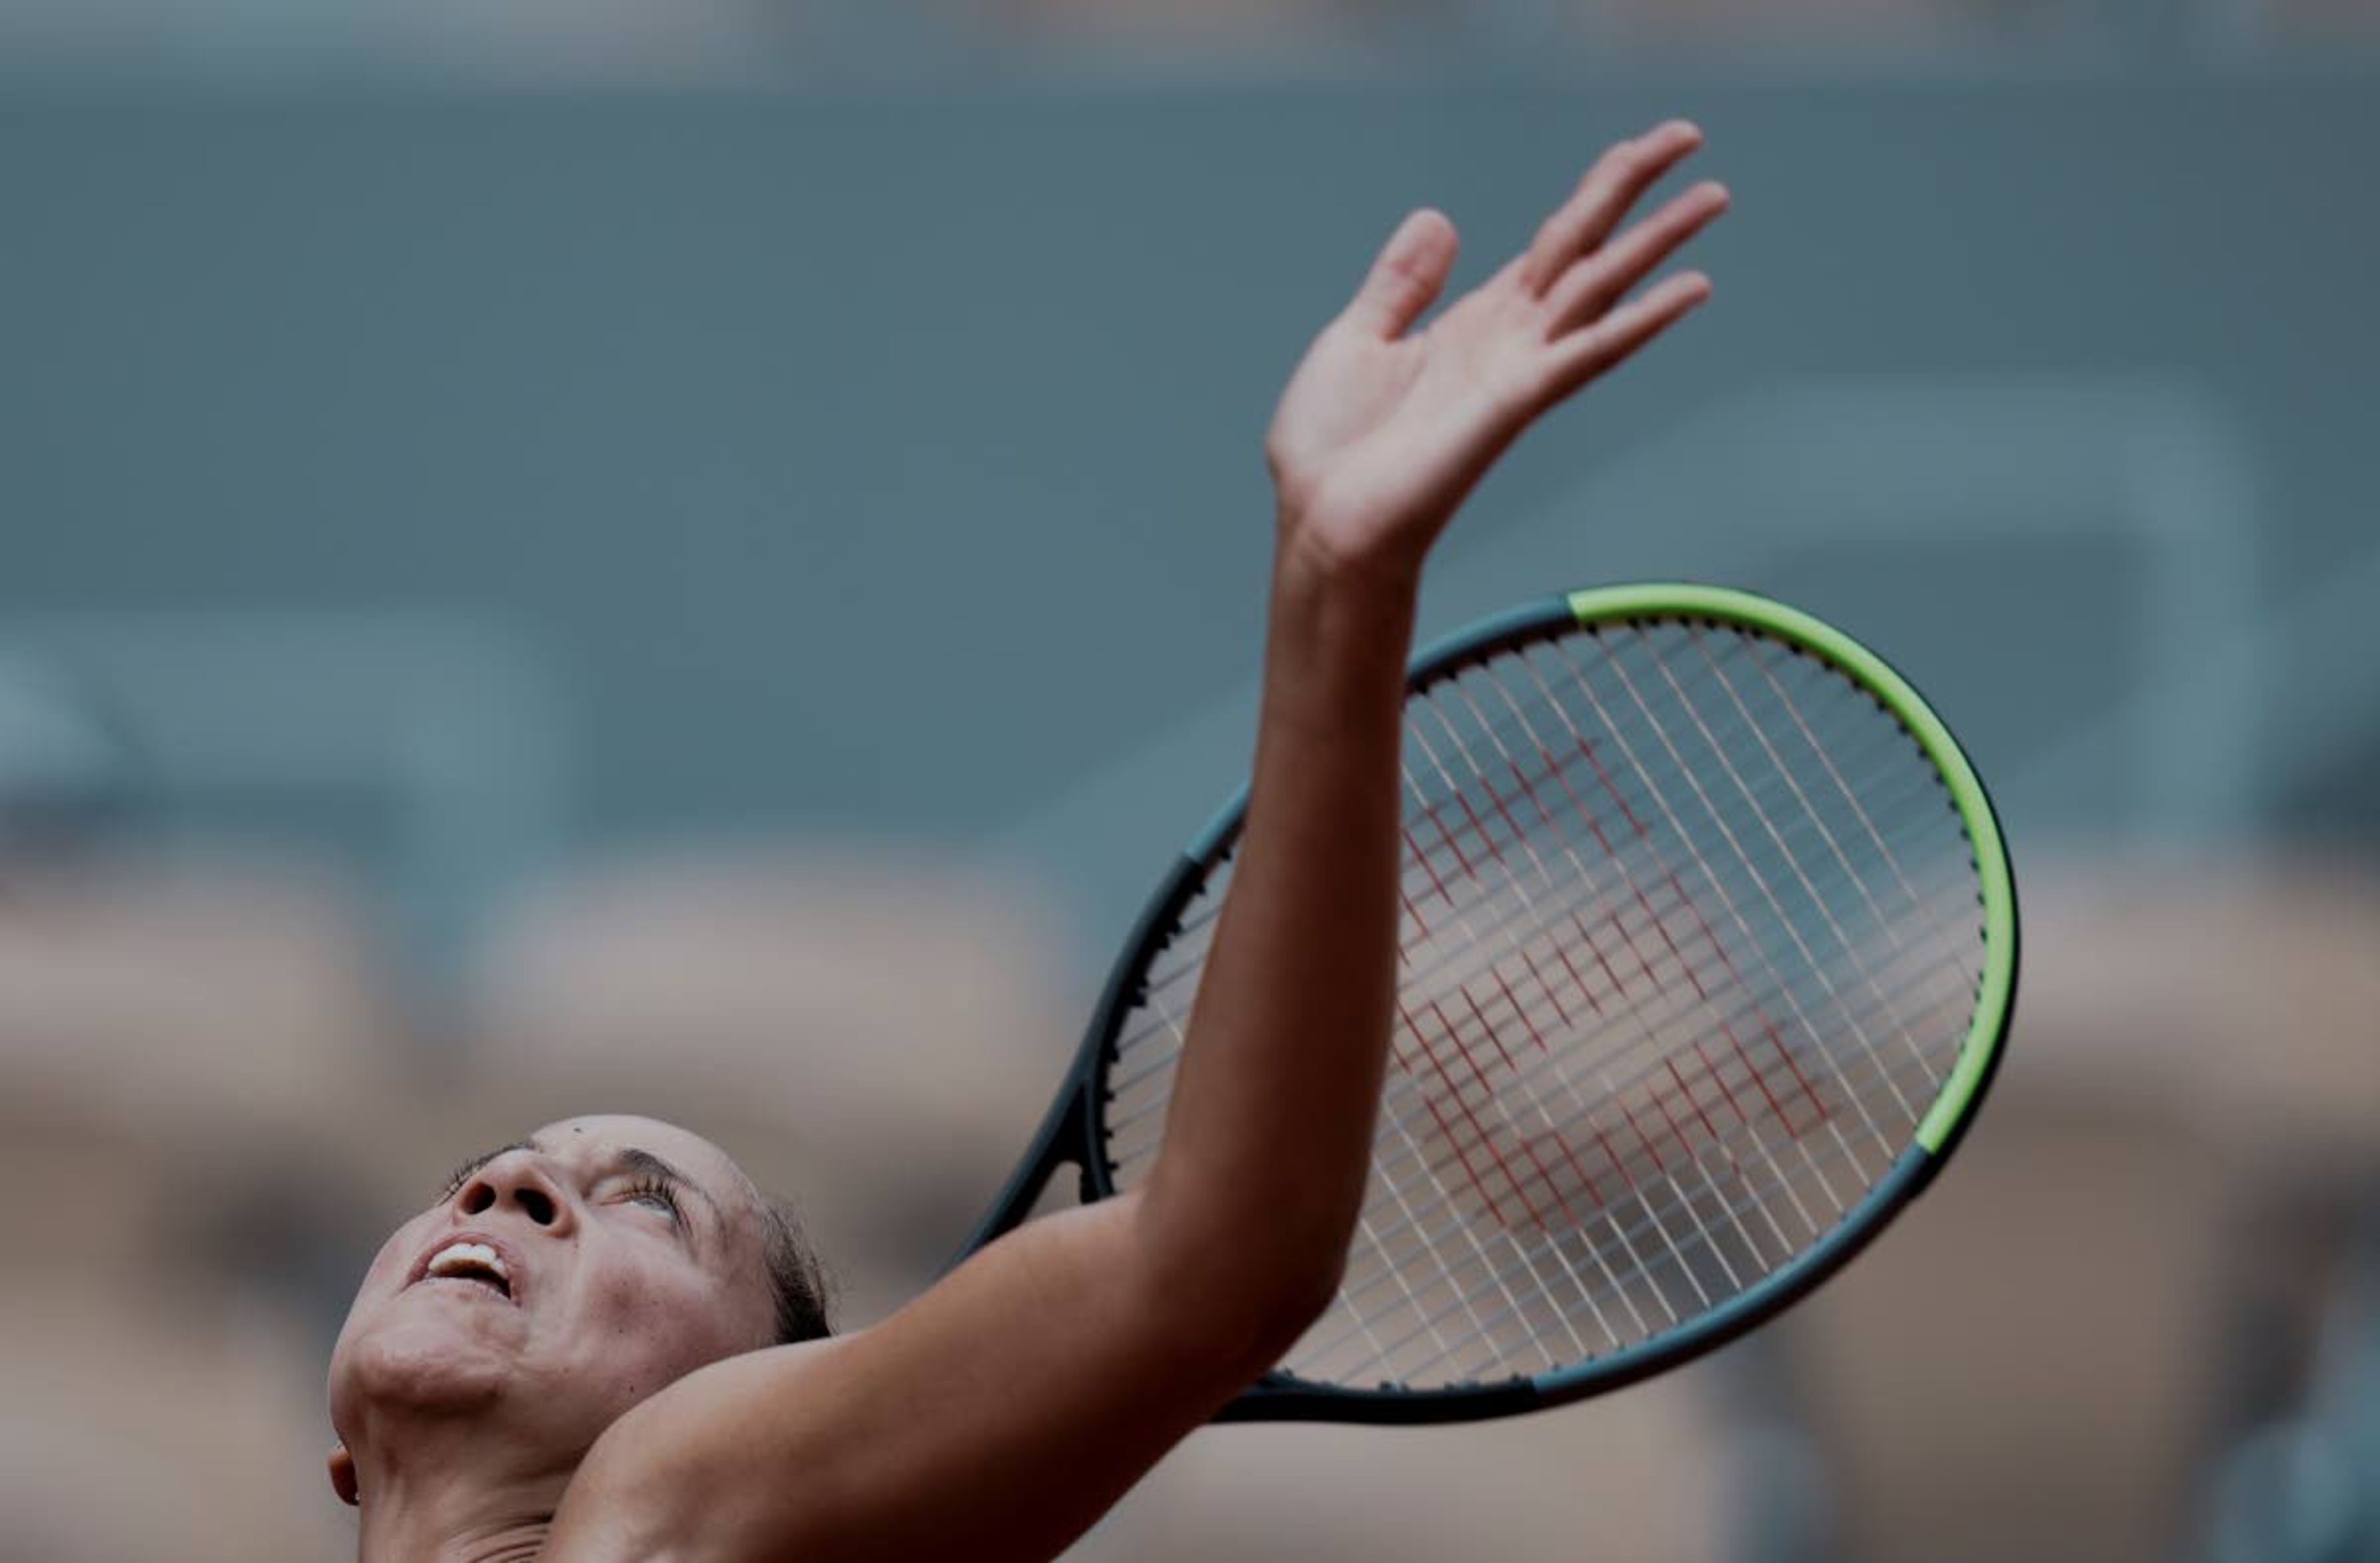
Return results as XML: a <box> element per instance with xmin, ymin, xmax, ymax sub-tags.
<box><xmin>1166</xmin><ymin>1253</ymin><xmax>1340</xmax><ymax>1384</ymax></box>
<box><xmin>1136</xmin><ymin>1189</ymin><xmax>1346</xmax><ymax>1377</ymax></box>
<box><xmin>1243</xmin><ymin>1251</ymin><xmax>1342</xmax><ymax>1365</ymax></box>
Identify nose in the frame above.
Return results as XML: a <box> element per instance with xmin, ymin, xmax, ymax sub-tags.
<box><xmin>454</xmin><ymin>1150</ymin><xmax>573</xmax><ymax>1233</ymax></box>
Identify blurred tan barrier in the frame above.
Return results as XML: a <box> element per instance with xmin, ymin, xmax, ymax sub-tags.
<box><xmin>2</xmin><ymin>847</ymin><xmax>2368</xmax><ymax>1563</ymax></box>
<box><xmin>0</xmin><ymin>853</ymin><xmax>408</xmax><ymax>1288</ymax></box>
<box><xmin>2013</xmin><ymin>854</ymin><xmax>2380</xmax><ymax>1153</ymax></box>
<box><xmin>0</xmin><ymin>1280</ymin><xmax>349</xmax><ymax>1563</ymax></box>
<box><xmin>458</xmin><ymin>847</ymin><xmax>1080</xmax><ymax>1323</ymax></box>
<box><xmin>0</xmin><ymin>853</ymin><xmax>402</xmax><ymax>1560</ymax></box>
<box><xmin>1771</xmin><ymin>852</ymin><xmax>2380</xmax><ymax>1563</ymax></box>
<box><xmin>1073</xmin><ymin>1378</ymin><xmax>1727</xmax><ymax>1563</ymax></box>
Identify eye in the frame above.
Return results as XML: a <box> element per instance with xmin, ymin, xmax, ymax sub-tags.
<box><xmin>621</xmin><ymin>1177</ymin><xmax>682</xmax><ymax>1222</ymax></box>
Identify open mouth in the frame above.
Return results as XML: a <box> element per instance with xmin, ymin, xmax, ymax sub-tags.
<box><xmin>416</xmin><ymin>1239</ymin><xmax>514</xmax><ymax>1301</ymax></box>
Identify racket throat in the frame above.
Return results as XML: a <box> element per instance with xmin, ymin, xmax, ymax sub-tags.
<box><xmin>945</xmin><ymin>1088</ymin><xmax>1100</xmax><ymax>1275</ymax></box>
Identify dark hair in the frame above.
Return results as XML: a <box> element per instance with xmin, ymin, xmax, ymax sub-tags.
<box><xmin>759</xmin><ymin>1194</ymin><xmax>834</xmax><ymax>1344</ymax></box>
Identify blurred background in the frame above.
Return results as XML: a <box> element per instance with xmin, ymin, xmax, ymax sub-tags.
<box><xmin>2</xmin><ymin>2</ymin><xmax>2376</xmax><ymax>1559</ymax></box>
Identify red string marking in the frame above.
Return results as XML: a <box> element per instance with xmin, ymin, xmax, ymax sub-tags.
<box><xmin>1652</xmin><ymin>863</ymin><xmax>1828</xmax><ymax>1134</ymax></box>
<box><xmin>1459</xmin><ymin>985</ymin><xmax>1522</xmax><ymax>1075</ymax></box>
<box><xmin>1572</xmin><ymin>739</ymin><xmax>1711</xmax><ymax>1001</ymax></box>
<box><xmin>1487</xmin><ymin>962</ymin><xmax>1553</xmax><ymax>1051</ymax></box>
<box><xmin>1653</xmin><ymin>867</ymin><xmax>1724</xmax><ymax>1001</ymax></box>
<box><xmin>1415</xmin><ymin>1085</ymin><xmax>1515</xmax><ymax>1230</ymax></box>
<box><xmin>1489</xmin><ymin>746</ymin><xmax>1650</xmax><ymax>1015</ymax></box>
<box><xmin>1589</xmin><ymin>1121</ymin><xmax>1641</xmax><ymax>1200</ymax></box>
<box><xmin>1472</xmin><ymin>768</ymin><xmax>1532</xmax><ymax>867</ymax></box>
<box><xmin>1489</xmin><ymin>746</ymin><xmax>1615</xmax><ymax>1023</ymax></box>
<box><xmin>1398</xmin><ymin>997</ymin><xmax>1514</xmax><ymax>1226</ymax></box>
<box><xmin>1617</xmin><ymin>1094</ymin><xmax>1674</xmax><ymax>1178</ymax></box>
<box><xmin>1576</xmin><ymin>718</ymin><xmax>1831</xmax><ymax>1134</ymax></box>
<box><xmin>1418</xmin><ymin>993</ymin><xmax>1601</xmax><ymax>1239</ymax></box>
<box><xmin>1404</xmin><ymin>996</ymin><xmax>1557</xmax><ymax>1231</ymax></box>
<box><xmin>1577</xmin><ymin>738</ymin><xmax>1649</xmax><ymax>839</ymax></box>
<box><xmin>1647</xmin><ymin>856</ymin><xmax>1830</xmax><ymax>1132</ymax></box>
<box><xmin>1427</xmin><ymin>996</ymin><xmax>1504</xmax><ymax>1101</ymax></box>
<box><xmin>1447</xmin><ymin>788</ymin><xmax>1505</xmax><ymax>869</ymax></box>
<box><xmin>1553</xmin><ymin>933</ymin><xmax>1606</xmax><ymax>1020</ymax></box>
<box><xmin>1419</xmin><ymin>796</ymin><xmax>1480</xmax><ymax>884</ymax></box>
<box><xmin>1515</xmin><ymin>940</ymin><xmax>1584</xmax><ymax>1026</ymax></box>
<box><xmin>1528</xmin><ymin>745</ymin><xmax>1617</xmax><ymax>853</ymax></box>
<box><xmin>1571</xmin><ymin>910</ymin><xmax>1648</xmax><ymax>1006</ymax></box>
<box><xmin>1666</xmin><ymin>1059</ymin><xmax>1727</xmax><ymax>1147</ymax></box>
<box><xmin>1402</xmin><ymin>824</ymin><xmax>1457</xmax><ymax>910</ymax></box>
<box><xmin>1396</xmin><ymin>879</ymin><xmax>1430</xmax><ymax>941</ymax></box>
<box><xmin>1523</xmin><ymin>1120</ymin><xmax>1613</xmax><ymax>1224</ymax></box>
<box><xmin>1714</xmin><ymin>1015</ymin><xmax>1795</xmax><ymax>1132</ymax></box>
<box><xmin>1687</xmin><ymin>1035</ymin><xmax>1757</xmax><ymax>1132</ymax></box>
<box><xmin>1756</xmin><ymin>1011</ymin><xmax>1829</xmax><ymax>1132</ymax></box>
<box><xmin>1516</xmin><ymin>733</ymin><xmax>1665</xmax><ymax>1001</ymax></box>
<box><xmin>1434</xmin><ymin>995</ymin><xmax>1607</xmax><ymax>1238</ymax></box>
<box><xmin>1644</xmin><ymin>1067</ymin><xmax>1704</xmax><ymax>1173</ymax></box>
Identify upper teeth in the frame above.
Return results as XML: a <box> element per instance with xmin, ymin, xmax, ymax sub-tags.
<box><xmin>428</xmin><ymin>1241</ymin><xmax>509</xmax><ymax>1283</ymax></box>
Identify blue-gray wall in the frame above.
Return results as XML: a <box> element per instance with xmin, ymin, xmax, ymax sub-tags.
<box><xmin>6</xmin><ymin>75</ymin><xmax>2375</xmax><ymax>941</ymax></box>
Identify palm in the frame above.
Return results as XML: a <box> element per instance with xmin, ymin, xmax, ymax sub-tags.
<box><xmin>1267</xmin><ymin>123</ymin><xmax>1726</xmax><ymax>577</ymax></box>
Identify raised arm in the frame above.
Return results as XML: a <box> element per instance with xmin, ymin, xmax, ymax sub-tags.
<box><xmin>1149</xmin><ymin>120</ymin><xmax>1725</xmax><ymax>1319</ymax></box>
<box><xmin>547</xmin><ymin>121</ymin><xmax>1726</xmax><ymax>1563</ymax></box>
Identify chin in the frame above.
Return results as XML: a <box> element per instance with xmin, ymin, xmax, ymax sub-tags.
<box><xmin>330</xmin><ymin>1298</ymin><xmax>520</xmax><ymax>1425</ymax></box>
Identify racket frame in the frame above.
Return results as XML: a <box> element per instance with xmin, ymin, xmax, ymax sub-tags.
<box><xmin>955</xmin><ymin>583</ymin><xmax>2017</xmax><ymax>1425</ymax></box>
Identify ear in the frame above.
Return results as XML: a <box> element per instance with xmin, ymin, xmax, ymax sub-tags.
<box><xmin>328</xmin><ymin>1444</ymin><xmax>359</xmax><ymax>1507</ymax></box>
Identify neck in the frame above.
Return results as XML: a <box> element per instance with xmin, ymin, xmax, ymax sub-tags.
<box><xmin>350</xmin><ymin>1424</ymin><xmax>571</xmax><ymax>1563</ymax></box>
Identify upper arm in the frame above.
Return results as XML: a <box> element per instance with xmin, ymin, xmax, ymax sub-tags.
<box><xmin>545</xmin><ymin>1190</ymin><xmax>1282</xmax><ymax>1563</ymax></box>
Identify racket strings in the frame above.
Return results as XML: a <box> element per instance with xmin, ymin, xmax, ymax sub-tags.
<box><xmin>1327</xmin><ymin>1100</ymin><xmax>1907</xmax><ymax>1387</ymax></box>
<box><xmin>1111</xmin><ymin>627</ymin><xmax>1926</xmax><ymax>1030</ymax></box>
<box><xmin>1320</xmin><ymin>979</ymin><xmax>1965</xmax><ymax>1334</ymax></box>
<box><xmin>1101</xmin><ymin>620</ymin><xmax>1986</xmax><ymax>1391</ymax></box>
<box><xmin>1114</xmin><ymin>917</ymin><xmax>1968</xmax><ymax>1324</ymax></box>
<box><xmin>1323</xmin><ymin>940</ymin><xmax>1972</xmax><ymax>1285</ymax></box>
<box><xmin>1124</xmin><ymin>755</ymin><xmax>1968</xmax><ymax>1362</ymax></box>
<box><xmin>1109</xmin><ymin>734</ymin><xmax>1977</xmax><ymax>1156</ymax></box>
<box><xmin>1119</xmin><ymin>859</ymin><xmax>1967</xmax><ymax>1303</ymax></box>
<box><xmin>1106</xmin><ymin>708</ymin><xmax>1956</xmax><ymax>1085</ymax></box>
<box><xmin>1313</xmin><ymin>955</ymin><xmax>1965</xmax><ymax>1360</ymax></box>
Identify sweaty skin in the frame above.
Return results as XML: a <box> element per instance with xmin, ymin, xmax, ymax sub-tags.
<box><xmin>328</xmin><ymin>121</ymin><xmax>1727</xmax><ymax>1563</ymax></box>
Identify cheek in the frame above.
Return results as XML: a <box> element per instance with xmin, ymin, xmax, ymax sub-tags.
<box><xmin>582</xmin><ymin>1255</ymin><xmax>756</xmax><ymax>1394</ymax></box>
<box><xmin>333</xmin><ymin>1221</ymin><xmax>424</xmax><ymax>1342</ymax></box>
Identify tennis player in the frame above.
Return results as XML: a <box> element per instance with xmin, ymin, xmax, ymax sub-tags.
<box><xmin>328</xmin><ymin>119</ymin><xmax>1726</xmax><ymax>1562</ymax></box>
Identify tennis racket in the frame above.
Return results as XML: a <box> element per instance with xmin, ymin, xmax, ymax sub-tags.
<box><xmin>954</xmin><ymin>581</ymin><xmax>2017</xmax><ymax>1424</ymax></box>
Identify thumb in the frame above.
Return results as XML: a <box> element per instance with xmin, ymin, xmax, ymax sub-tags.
<box><xmin>1339</xmin><ymin>208</ymin><xmax>1458</xmax><ymax>340</ymax></box>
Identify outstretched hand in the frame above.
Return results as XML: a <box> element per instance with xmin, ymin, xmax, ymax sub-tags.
<box><xmin>1266</xmin><ymin>120</ymin><xmax>1727</xmax><ymax>585</ymax></box>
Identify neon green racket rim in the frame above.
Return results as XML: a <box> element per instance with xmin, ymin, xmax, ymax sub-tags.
<box><xmin>1563</xmin><ymin>582</ymin><xmax>2014</xmax><ymax>1157</ymax></box>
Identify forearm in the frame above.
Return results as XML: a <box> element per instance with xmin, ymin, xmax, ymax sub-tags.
<box><xmin>1139</xmin><ymin>530</ymin><xmax>1418</xmax><ymax>1334</ymax></box>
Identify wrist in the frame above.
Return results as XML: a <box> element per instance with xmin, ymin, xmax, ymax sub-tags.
<box><xmin>1272</xmin><ymin>504</ymin><xmax>1426</xmax><ymax>609</ymax></box>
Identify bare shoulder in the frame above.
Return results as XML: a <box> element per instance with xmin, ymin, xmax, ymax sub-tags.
<box><xmin>542</xmin><ymin>1195</ymin><xmax>1269</xmax><ymax>1563</ymax></box>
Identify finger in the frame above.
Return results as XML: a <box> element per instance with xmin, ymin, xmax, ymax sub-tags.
<box><xmin>1536</xmin><ymin>270</ymin><xmax>1711</xmax><ymax>405</ymax></box>
<box><xmin>1340</xmin><ymin>207</ymin><xmax>1460</xmax><ymax>340</ymax></box>
<box><xmin>1541</xmin><ymin>180</ymin><xmax>1729</xmax><ymax>339</ymax></box>
<box><xmin>1517</xmin><ymin>120</ymin><xmax>1704</xmax><ymax>297</ymax></box>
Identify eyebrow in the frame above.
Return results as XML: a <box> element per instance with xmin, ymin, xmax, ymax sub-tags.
<box><xmin>610</xmin><ymin>1145</ymin><xmax>726</xmax><ymax>1247</ymax></box>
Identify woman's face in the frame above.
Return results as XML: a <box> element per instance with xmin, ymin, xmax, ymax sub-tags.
<box><xmin>328</xmin><ymin>1114</ymin><xmax>779</xmax><ymax>1473</ymax></box>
